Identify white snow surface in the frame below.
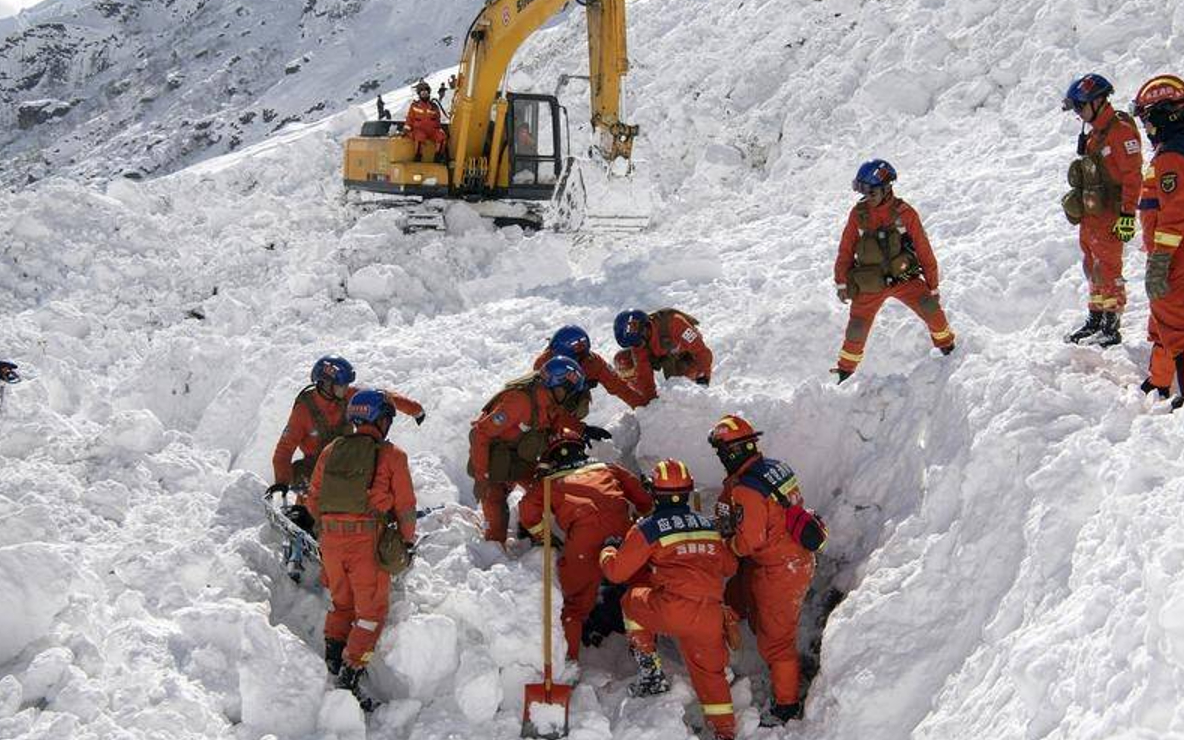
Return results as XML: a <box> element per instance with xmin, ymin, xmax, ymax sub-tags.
<box><xmin>3</xmin><ymin>0</ymin><xmax>1184</xmax><ymax>739</ymax></box>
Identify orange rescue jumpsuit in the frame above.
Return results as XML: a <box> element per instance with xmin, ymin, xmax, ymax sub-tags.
<box><xmin>272</xmin><ymin>386</ymin><xmax>423</xmax><ymax>488</ymax></box>
<box><xmin>1140</xmin><ymin>144</ymin><xmax>1184</xmax><ymax>388</ymax></box>
<box><xmin>834</xmin><ymin>196</ymin><xmax>954</xmax><ymax>373</ymax></box>
<box><xmin>717</xmin><ymin>456</ymin><xmax>815</xmax><ymax>707</ymax></box>
<box><xmin>406</xmin><ymin>99</ymin><xmax>447</xmax><ymax>158</ymax></box>
<box><xmin>519</xmin><ymin>463</ymin><xmax>651</xmax><ymax>659</ymax></box>
<box><xmin>307</xmin><ymin>431</ymin><xmax>417</xmax><ymax>669</ymax></box>
<box><xmin>613</xmin><ymin>311</ymin><xmax>713</xmax><ymax>405</ymax></box>
<box><xmin>469</xmin><ymin>380</ymin><xmax>575</xmax><ymax>542</ymax></box>
<box><xmin>601</xmin><ymin>505</ymin><xmax>738</xmax><ymax>739</ymax></box>
<box><xmin>1078</xmin><ymin>105</ymin><xmax>1143</xmax><ymax>313</ymax></box>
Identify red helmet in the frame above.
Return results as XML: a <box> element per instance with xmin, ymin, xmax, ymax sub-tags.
<box><xmin>707</xmin><ymin>414</ymin><xmax>761</xmax><ymax>447</ymax></box>
<box><xmin>1131</xmin><ymin>74</ymin><xmax>1184</xmax><ymax>118</ymax></box>
<box><xmin>651</xmin><ymin>458</ymin><xmax>694</xmax><ymax>493</ymax></box>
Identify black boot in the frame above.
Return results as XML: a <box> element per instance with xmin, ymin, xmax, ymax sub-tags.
<box><xmin>940</xmin><ymin>343</ymin><xmax>956</xmax><ymax>356</ymax></box>
<box><xmin>1095</xmin><ymin>312</ymin><xmax>1122</xmax><ymax>347</ymax></box>
<box><xmin>832</xmin><ymin>368</ymin><xmax>852</xmax><ymax>385</ymax></box>
<box><xmin>1065</xmin><ymin>310</ymin><xmax>1103</xmax><ymax>344</ymax></box>
<box><xmin>1140</xmin><ymin>378</ymin><xmax>1170</xmax><ymax>398</ymax></box>
<box><xmin>760</xmin><ymin>701</ymin><xmax>802</xmax><ymax>727</ymax></box>
<box><xmin>336</xmin><ymin>665</ymin><xmax>377</xmax><ymax>712</ymax></box>
<box><xmin>627</xmin><ymin>648</ymin><xmax>670</xmax><ymax>697</ymax></box>
<box><xmin>324</xmin><ymin>639</ymin><xmax>345</xmax><ymax>676</ymax></box>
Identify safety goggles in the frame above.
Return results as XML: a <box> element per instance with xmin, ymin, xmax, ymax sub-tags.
<box><xmin>852</xmin><ymin>180</ymin><xmax>887</xmax><ymax>196</ymax></box>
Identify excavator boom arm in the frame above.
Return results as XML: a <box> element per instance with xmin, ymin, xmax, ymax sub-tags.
<box><xmin>450</xmin><ymin>0</ymin><xmax>637</xmax><ymax>186</ymax></box>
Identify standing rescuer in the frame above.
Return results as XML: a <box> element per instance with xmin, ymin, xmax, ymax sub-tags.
<box><xmin>708</xmin><ymin>415</ymin><xmax>827</xmax><ymax>727</ymax></box>
<box><xmin>833</xmin><ymin>159</ymin><xmax>955</xmax><ymax>383</ymax></box>
<box><xmin>1131</xmin><ymin>74</ymin><xmax>1184</xmax><ymax>401</ymax></box>
<box><xmin>469</xmin><ymin>356</ymin><xmax>588</xmax><ymax>543</ymax></box>
<box><xmin>599</xmin><ymin>459</ymin><xmax>738</xmax><ymax>740</ymax></box>
<box><xmin>1061</xmin><ymin>73</ymin><xmax>1144</xmax><ymax>346</ymax></box>
<box><xmin>306</xmin><ymin>390</ymin><xmax>418</xmax><ymax>711</ymax></box>
<box><xmin>518</xmin><ymin>428</ymin><xmax>651</xmax><ymax>660</ymax></box>
<box><xmin>612</xmin><ymin>308</ymin><xmax>713</xmax><ymax>405</ymax></box>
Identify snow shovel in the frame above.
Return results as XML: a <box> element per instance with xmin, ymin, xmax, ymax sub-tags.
<box><xmin>522</xmin><ymin>473</ymin><xmax>573</xmax><ymax>739</ymax></box>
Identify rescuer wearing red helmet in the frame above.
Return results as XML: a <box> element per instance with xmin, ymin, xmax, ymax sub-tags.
<box><xmin>599</xmin><ymin>459</ymin><xmax>738</xmax><ymax>740</ymax></box>
<box><xmin>708</xmin><ymin>414</ymin><xmax>827</xmax><ymax>727</ymax></box>
<box><xmin>1132</xmin><ymin>74</ymin><xmax>1184</xmax><ymax>401</ymax></box>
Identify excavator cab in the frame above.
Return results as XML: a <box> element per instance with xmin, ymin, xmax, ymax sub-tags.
<box><xmin>503</xmin><ymin>93</ymin><xmax>562</xmax><ymax>200</ymax></box>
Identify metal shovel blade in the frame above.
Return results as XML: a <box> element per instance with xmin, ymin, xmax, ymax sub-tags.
<box><xmin>521</xmin><ymin>682</ymin><xmax>572</xmax><ymax>739</ymax></box>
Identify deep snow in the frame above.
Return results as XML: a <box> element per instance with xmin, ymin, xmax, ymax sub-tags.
<box><xmin>4</xmin><ymin>0</ymin><xmax>1184</xmax><ymax>739</ymax></box>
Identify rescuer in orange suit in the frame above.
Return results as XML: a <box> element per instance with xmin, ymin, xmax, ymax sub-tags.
<box><xmin>306</xmin><ymin>390</ymin><xmax>418</xmax><ymax>711</ymax></box>
<box><xmin>708</xmin><ymin>414</ymin><xmax>827</xmax><ymax>727</ymax></box>
<box><xmin>268</xmin><ymin>355</ymin><xmax>423</xmax><ymax>530</ymax></box>
<box><xmin>405</xmin><ymin>80</ymin><xmax>447</xmax><ymax>162</ymax></box>
<box><xmin>833</xmin><ymin>159</ymin><xmax>955</xmax><ymax>382</ymax></box>
<box><xmin>534</xmin><ymin>324</ymin><xmax>647</xmax><ymax>417</ymax></box>
<box><xmin>1132</xmin><ymin>75</ymin><xmax>1184</xmax><ymax>401</ymax></box>
<box><xmin>518</xmin><ymin>429</ymin><xmax>651</xmax><ymax>659</ymax></box>
<box><xmin>1060</xmin><ymin>73</ymin><xmax>1144</xmax><ymax>346</ymax></box>
<box><xmin>612</xmin><ymin>308</ymin><xmax>713</xmax><ymax>405</ymax></box>
<box><xmin>468</xmin><ymin>356</ymin><xmax>587</xmax><ymax>543</ymax></box>
<box><xmin>600</xmin><ymin>459</ymin><xmax>738</xmax><ymax>740</ymax></box>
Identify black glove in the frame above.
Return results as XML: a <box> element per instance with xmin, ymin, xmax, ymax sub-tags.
<box><xmin>414</xmin><ymin>412</ymin><xmax>426</xmax><ymax>426</ymax></box>
<box><xmin>266</xmin><ymin>482</ymin><xmax>290</xmax><ymax>497</ymax></box>
<box><xmin>284</xmin><ymin>504</ymin><xmax>316</xmax><ymax>535</ymax></box>
<box><xmin>582</xmin><ymin>580</ymin><xmax>626</xmax><ymax>646</ymax></box>
<box><xmin>516</xmin><ymin>521</ymin><xmax>540</xmax><ymax>544</ymax></box>
<box><xmin>695</xmin><ymin>376</ymin><xmax>710</xmax><ymax>387</ymax></box>
<box><xmin>583</xmin><ymin>425</ymin><xmax>613</xmax><ymax>442</ymax></box>
<box><xmin>601</xmin><ymin>535</ymin><xmax>623</xmax><ymax>549</ymax></box>
<box><xmin>585</xmin><ymin>379</ymin><xmax>600</xmax><ymax>390</ymax></box>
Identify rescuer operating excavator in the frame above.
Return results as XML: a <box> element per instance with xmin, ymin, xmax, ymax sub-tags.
<box><xmin>342</xmin><ymin>0</ymin><xmax>644</xmax><ymax>232</ymax></box>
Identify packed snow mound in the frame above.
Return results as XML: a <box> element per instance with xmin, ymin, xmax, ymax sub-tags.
<box><xmin>4</xmin><ymin>0</ymin><xmax>1184</xmax><ymax>738</ymax></box>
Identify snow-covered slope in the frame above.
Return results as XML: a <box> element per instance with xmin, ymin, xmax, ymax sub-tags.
<box><xmin>0</xmin><ymin>0</ymin><xmax>472</xmax><ymax>186</ymax></box>
<box><xmin>4</xmin><ymin>0</ymin><xmax>1184</xmax><ymax>739</ymax></box>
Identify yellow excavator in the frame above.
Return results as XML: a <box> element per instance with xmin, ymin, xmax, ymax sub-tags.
<box><xmin>341</xmin><ymin>0</ymin><xmax>648</xmax><ymax>233</ymax></box>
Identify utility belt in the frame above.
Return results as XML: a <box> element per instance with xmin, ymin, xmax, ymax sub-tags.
<box><xmin>847</xmin><ymin>263</ymin><xmax>923</xmax><ymax>298</ymax></box>
<box><xmin>320</xmin><ymin>518</ymin><xmax>379</xmax><ymax>534</ymax></box>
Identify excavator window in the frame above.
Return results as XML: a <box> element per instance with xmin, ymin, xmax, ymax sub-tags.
<box><xmin>508</xmin><ymin>94</ymin><xmax>561</xmax><ymax>194</ymax></box>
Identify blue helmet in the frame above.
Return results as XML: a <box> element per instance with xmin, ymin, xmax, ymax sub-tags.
<box><xmin>346</xmin><ymin>389</ymin><xmax>394</xmax><ymax>426</ymax></box>
<box><xmin>852</xmin><ymin>159</ymin><xmax>897</xmax><ymax>194</ymax></box>
<box><xmin>311</xmin><ymin>355</ymin><xmax>356</xmax><ymax>386</ymax></box>
<box><xmin>614</xmin><ymin>310</ymin><xmax>649</xmax><ymax>348</ymax></box>
<box><xmin>539</xmin><ymin>356</ymin><xmax>586</xmax><ymax>393</ymax></box>
<box><xmin>1063</xmin><ymin>73</ymin><xmax>1113</xmax><ymax>111</ymax></box>
<box><xmin>549</xmin><ymin>325</ymin><xmax>591</xmax><ymax>359</ymax></box>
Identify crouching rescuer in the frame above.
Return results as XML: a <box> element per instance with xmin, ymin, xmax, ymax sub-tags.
<box><xmin>833</xmin><ymin>159</ymin><xmax>955</xmax><ymax>382</ymax></box>
<box><xmin>307</xmin><ymin>390</ymin><xmax>418</xmax><ymax>711</ymax></box>
<box><xmin>599</xmin><ymin>459</ymin><xmax>738</xmax><ymax>740</ymax></box>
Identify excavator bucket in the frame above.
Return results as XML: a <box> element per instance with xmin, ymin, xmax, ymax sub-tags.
<box><xmin>549</xmin><ymin>156</ymin><xmax>652</xmax><ymax>236</ymax></box>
